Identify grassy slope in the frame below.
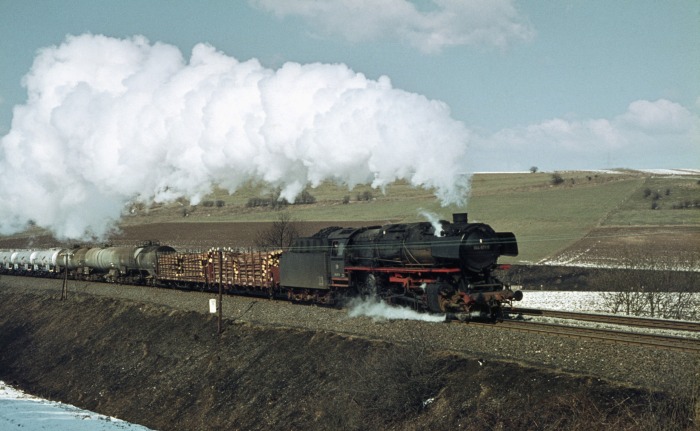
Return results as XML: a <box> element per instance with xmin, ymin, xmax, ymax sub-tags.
<box><xmin>466</xmin><ymin>174</ymin><xmax>646</xmax><ymax>263</ymax></box>
<box><xmin>145</xmin><ymin>170</ymin><xmax>697</xmax><ymax>263</ymax></box>
<box><xmin>5</xmin><ymin>171</ymin><xmax>698</xmax><ymax>264</ymax></box>
<box><xmin>603</xmin><ymin>175</ymin><xmax>700</xmax><ymax>225</ymax></box>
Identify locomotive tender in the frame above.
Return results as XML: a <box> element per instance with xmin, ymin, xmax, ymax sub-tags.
<box><xmin>0</xmin><ymin>213</ymin><xmax>522</xmax><ymax>320</ymax></box>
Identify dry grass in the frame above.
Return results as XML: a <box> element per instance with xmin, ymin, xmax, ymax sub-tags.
<box><xmin>116</xmin><ymin>171</ymin><xmax>699</xmax><ymax>264</ymax></box>
<box><xmin>2</xmin><ymin>171</ymin><xmax>698</xmax><ymax>265</ymax></box>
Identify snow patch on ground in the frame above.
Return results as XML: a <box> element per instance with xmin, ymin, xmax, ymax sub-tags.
<box><xmin>517</xmin><ymin>290</ymin><xmax>700</xmax><ymax>319</ymax></box>
<box><xmin>634</xmin><ymin>168</ymin><xmax>700</xmax><ymax>176</ymax></box>
<box><xmin>0</xmin><ymin>382</ymin><xmax>152</xmax><ymax>430</ymax></box>
<box><xmin>515</xmin><ymin>290</ymin><xmax>700</xmax><ymax>338</ymax></box>
<box><xmin>536</xmin><ymin>259</ymin><xmax>700</xmax><ymax>272</ymax></box>
<box><xmin>518</xmin><ymin>290</ymin><xmax>611</xmax><ymax>313</ymax></box>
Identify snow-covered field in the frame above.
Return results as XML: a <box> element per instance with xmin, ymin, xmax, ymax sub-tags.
<box><xmin>517</xmin><ymin>290</ymin><xmax>700</xmax><ymax>321</ymax></box>
<box><xmin>634</xmin><ymin>168</ymin><xmax>700</xmax><ymax>176</ymax></box>
<box><xmin>0</xmin><ymin>382</ymin><xmax>152</xmax><ymax>431</ymax></box>
<box><xmin>345</xmin><ymin>291</ymin><xmax>700</xmax><ymax>322</ymax></box>
<box><xmin>538</xmin><ymin>256</ymin><xmax>700</xmax><ymax>272</ymax></box>
<box><xmin>517</xmin><ymin>290</ymin><xmax>611</xmax><ymax>313</ymax></box>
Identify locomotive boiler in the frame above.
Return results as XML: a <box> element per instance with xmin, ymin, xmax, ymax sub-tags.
<box><xmin>280</xmin><ymin>213</ymin><xmax>521</xmax><ymax>320</ymax></box>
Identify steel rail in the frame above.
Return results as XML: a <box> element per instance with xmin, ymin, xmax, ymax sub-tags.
<box><xmin>508</xmin><ymin>307</ymin><xmax>700</xmax><ymax>333</ymax></box>
<box><xmin>496</xmin><ymin>320</ymin><xmax>700</xmax><ymax>354</ymax></box>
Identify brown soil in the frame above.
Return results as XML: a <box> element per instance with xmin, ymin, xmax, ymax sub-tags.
<box><xmin>543</xmin><ymin>226</ymin><xmax>700</xmax><ymax>269</ymax></box>
<box><xmin>0</xmin><ymin>288</ymin><xmax>696</xmax><ymax>431</ymax></box>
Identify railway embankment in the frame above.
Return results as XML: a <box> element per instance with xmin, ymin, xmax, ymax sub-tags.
<box><xmin>0</xmin><ymin>276</ymin><xmax>698</xmax><ymax>430</ymax></box>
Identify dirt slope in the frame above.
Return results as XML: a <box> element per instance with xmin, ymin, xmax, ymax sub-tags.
<box><xmin>0</xmin><ymin>286</ymin><xmax>696</xmax><ymax>431</ymax></box>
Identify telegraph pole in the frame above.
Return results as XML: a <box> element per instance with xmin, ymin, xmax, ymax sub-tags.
<box><xmin>61</xmin><ymin>253</ymin><xmax>68</xmax><ymax>300</ymax></box>
<box><xmin>218</xmin><ymin>249</ymin><xmax>223</xmax><ymax>334</ymax></box>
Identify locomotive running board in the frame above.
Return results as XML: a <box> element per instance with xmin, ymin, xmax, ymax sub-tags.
<box><xmin>343</xmin><ymin>266</ymin><xmax>461</xmax><ymax>274</ymax></box>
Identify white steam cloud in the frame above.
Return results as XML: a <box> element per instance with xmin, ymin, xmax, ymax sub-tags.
<box><xmin>347</xmin><ymin>298</ymin><xmax>446</xmax><ymax>323</ymax></box>
<box><xmin>418</xmin><ymin>209</ymin><xmax>445</xmax><ymax>237</ymax></box>
<box><xmin>0</xmin><ymin>34</ymin><xmax>472</xmax><ymax>240</ymax></box>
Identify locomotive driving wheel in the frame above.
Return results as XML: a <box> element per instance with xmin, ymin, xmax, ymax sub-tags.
<box><xmin>426</xmin><ymin>283</ymin><xmax>453</xmax><ymax>313</ymax></box>
<box><xmin>357</xmin><ymin>274</ymin><xmax>379</xmax><ymax>300</ymax></box>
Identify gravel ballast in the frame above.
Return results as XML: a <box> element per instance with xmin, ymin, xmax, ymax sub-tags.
<box><xmin>1</xmin><ymin>274</ymin><xmax>697</xmax><ymax>397</ymax></box>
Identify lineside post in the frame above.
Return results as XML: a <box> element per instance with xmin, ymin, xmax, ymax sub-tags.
<box><xmin>61</xmin><ymin>253</ymin><xmax>68</xmax><ymax>300</ymax></box>
<box><xmin>218</xmin><ymin>249</ymin><xmax>223</xmax><ymax>334</ymax></box>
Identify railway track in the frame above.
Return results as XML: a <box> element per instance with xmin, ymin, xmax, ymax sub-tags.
<box><xmin>496</xmin><ymin>320</ymin><xmax>700</xmax><ymax>353</ymax></box>
<box><xmin>507</xmin><ymin>307</ymin><xmax>700</xmax><ymax>332</ymax></box>
<box><xmin>499</xmin><ymin>308</ymin><xmax>700</xmax><ymax>354</ymax></box>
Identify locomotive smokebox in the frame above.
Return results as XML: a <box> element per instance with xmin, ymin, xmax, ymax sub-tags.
<box><xmin>453</xmin><ymin>213</ymin><xmax>468</xmax><ymax>223</ymax></box>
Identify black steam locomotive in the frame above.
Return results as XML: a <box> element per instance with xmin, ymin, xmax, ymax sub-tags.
<box><xmin>281</xmin><ymin>213</ymin><xmax>521</xmax><ymax>320</ymax></box>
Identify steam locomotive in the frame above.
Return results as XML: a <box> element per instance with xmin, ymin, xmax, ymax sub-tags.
<box><xmin>0</xmin><ymin>213</ymin><xmax>521</xmax><ymax>321</ymax></box>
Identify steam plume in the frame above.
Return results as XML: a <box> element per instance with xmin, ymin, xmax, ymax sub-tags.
<box><xmin>0</xmin><ymin>34</ymin><xmax>472</xmax><ymax>240</ymax></box>
<box><xmin>347</xmin><ymin>298</ymin><xmax>446</xmax><ymax>323</ymax></box>
<box><xmin>418</xmin><ymin>209</ymin><xmax>445</xmax><ymax>236</ymax></box>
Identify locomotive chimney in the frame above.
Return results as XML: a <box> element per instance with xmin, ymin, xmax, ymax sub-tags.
<box><xmin>453</xmin><ymin>213</ymin><xmax>468</xmax><ymax>223</ymax></box>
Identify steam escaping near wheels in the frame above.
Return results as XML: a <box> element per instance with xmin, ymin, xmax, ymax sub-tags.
<box><xmin>347</xmin><ymin>298</ymin><xmax>446</xmax><ymax>323</ymax></box>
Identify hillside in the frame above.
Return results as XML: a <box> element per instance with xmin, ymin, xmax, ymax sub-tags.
<box><xmin>95</xmin><ymin>168</ymin><xmax>700</xmax><ymax>269</ymax></box>
<box><xmin>2</xmin><ymin>169</ymin><xmax>698</xmax><ymax>268</ymax></box>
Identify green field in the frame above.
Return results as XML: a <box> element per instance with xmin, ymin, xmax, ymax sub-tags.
<box><xmin>126</xmin><ymin>170</ymin><xmax>700</xmax><ymax>263</ymax></box>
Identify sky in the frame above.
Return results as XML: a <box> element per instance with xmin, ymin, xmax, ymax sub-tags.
<box><xmin>0</xmin><ymin>0</ymin><xmax>698</xmax><ymax>240</ymax></box>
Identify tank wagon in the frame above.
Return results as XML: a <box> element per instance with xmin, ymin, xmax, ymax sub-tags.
<box><xmin>0</xmin><ymin>214</ymin><xmax>521</xmax><ymax>320</ymax></box>
<box><xmin>0</xmin><ymin>249</ymin><xmax>62</xmax><ymax>274</ymax></box>
<box><xmin>0</xmin><ymin>250</ymin><xmax>14</xmax><ymax>271</ymax></box>
<box><xmin>1</xmin><ymin>243</ymin><xmax>175</xmax><ymax>284</ymax></box>
<box><xmin>81</xmin><ymin>244</ymin><xmax>176</xmax><ymax>282</ymax></box>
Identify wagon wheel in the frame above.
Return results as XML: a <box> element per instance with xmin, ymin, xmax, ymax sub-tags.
<box><xmin>491</xmin><ymin>305</ymin><xmax>504</xmax><ymax>322</ymax></box>
<box><xmin>488</xmin><ymin>300</ymin><xmax>505</xmax><ymax>322</ymax></box>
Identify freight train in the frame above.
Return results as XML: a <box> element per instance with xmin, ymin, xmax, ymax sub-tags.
<box><xmin>0</xmin><ymin>214</ymin><xmax>522</xmax><ymax>320</ymax></box>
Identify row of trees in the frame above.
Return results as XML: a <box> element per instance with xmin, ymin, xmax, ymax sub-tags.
<box><xmin>598</xmin><ymin>254</ymin><xmax>699</xmax><ymax>320</ymax></box>
<box><xmin>247</xmin><ymin>189</ymin><xmax>317</xmax><ymax>209</ymax></box>
<box><xmin>247</xmin><ymin>189</ymin><xmax>376</xmax><ymax>208</ymax></box>
<box><xmin>531</xmin><ymin>170</ymin><xmax>597</xmax><ymax>186</ymax></box>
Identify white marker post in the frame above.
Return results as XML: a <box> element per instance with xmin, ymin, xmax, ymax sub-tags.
<box><xmin>218</xmin><ymin>249</ymin><xmax>223</xmax><ymax>334</ymax></box>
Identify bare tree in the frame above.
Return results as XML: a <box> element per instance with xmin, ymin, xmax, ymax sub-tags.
<box><xmin>600</xmin><ymin>250</ymin><xmax>699</xmax><ymax>320</ymax></box>
<box><xmin>254</xmin><ymin>211</ymin><xmax>300</xmax><ymax>250</ymax></box>
<box><xmin>551</xmin><ymin>172</ymin><xmax>564</xmax><ymax>185</ymax></box>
